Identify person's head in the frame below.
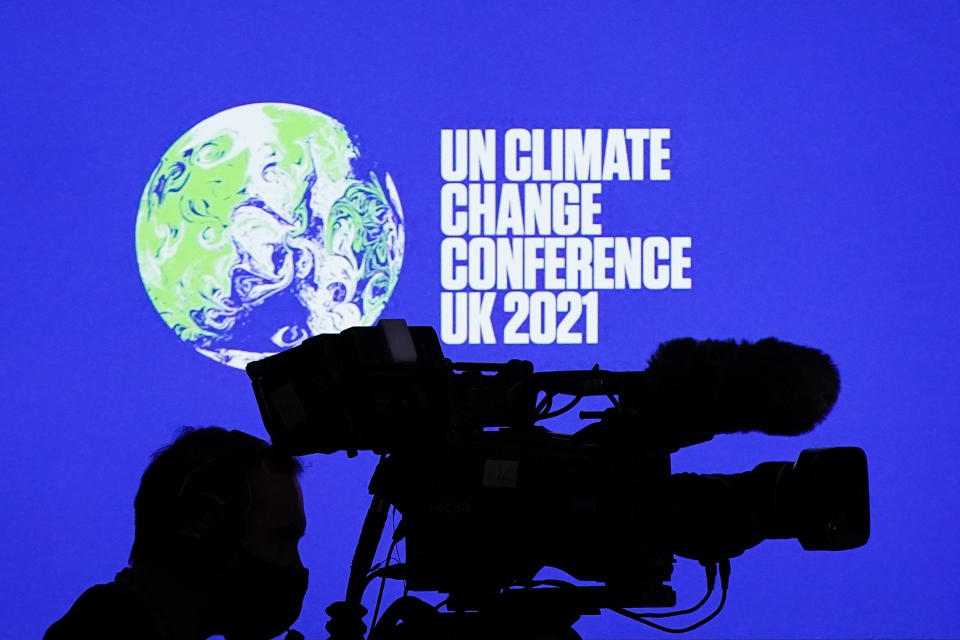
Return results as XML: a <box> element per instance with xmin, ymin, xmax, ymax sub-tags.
<box><xmin>130</xmin><ymin>426</ymin><xmax>307</xmax><ymax>639</ymax></box>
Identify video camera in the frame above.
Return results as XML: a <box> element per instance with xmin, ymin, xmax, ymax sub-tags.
<box><xmin>247</xmin><ymin>319</ymin><xmax>869</xmax><ymax>639</ymax></box>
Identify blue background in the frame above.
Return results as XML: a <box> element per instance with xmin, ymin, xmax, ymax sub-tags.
<box><xmin>1</xmin><ymin>2</ymin><xmax>958</xmax><ymax>638</ymax></box>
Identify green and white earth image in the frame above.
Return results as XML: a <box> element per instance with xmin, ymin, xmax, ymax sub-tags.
<box><xmin>135</xmin><ymin>103</ymin><xmax>404</xmax><ymax>369</ymax></box>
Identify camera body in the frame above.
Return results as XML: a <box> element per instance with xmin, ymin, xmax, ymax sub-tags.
<box><xmin>247</xmin><ymin>319</ymin><xmax>868</xmax><ymax>608</ymax></box>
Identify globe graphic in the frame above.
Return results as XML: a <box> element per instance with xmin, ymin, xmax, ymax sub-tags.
<box><xmin>135</xmin><ymin>103</ymin><xmax>404</xmax><ymax>369</ymax></box>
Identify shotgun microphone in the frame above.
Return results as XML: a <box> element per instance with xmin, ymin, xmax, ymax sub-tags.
<box><xmin>638</xmin><ymin>337</ymin><xmax>840</xmax><ymax>448</ymax></box>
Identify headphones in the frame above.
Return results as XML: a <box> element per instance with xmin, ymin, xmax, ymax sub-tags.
<box><xmin>171</xmin><ymin>430</ymin><xmax>269</xmax><ymax>569</ymax></box>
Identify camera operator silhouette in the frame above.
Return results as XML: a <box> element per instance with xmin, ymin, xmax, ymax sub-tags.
<box><xmin>45</xmin><ymin>427</ymin><xmax>309</xmax><ymax>640</ymax></box>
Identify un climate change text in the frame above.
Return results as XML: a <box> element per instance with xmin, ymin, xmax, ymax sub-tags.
<box><xmin>440</xmin><ymin>128</ymin><xmax>691</xmax><ymax>345</ymax></box>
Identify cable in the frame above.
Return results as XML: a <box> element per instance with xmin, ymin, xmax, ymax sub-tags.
<box><xmin>369</xmin><ymin>507</ymin><xmax>410</xmax><ymax>628</ymax></box>
<box><xmin>610</xmin><ymin>559</ymin><xmax>731</xmax><ymax>633</ymax></box>
<box><xmin>523</xmin><ymin>565</ymin><xmax>712</xmax><ymax>620</ymax></box>
<box><xmin>370</xmin><ymin>538</ymin><xmax>398</xmax><ymax>630</ymax></box>
<box><xmin>523</xmin><ymin>578</ymin><xmax>576</xmax><ymax>589</ymax></box>
<box><xmin>364</xmin><ymin>563</ymin><xmax>405</xmax><ymax>586</ymax></box>
<box><xmin>390</xmin><ymin>506</ymin><xmax>406</xmax><ymax>595</ymax></box>
<box><xmin>620</xmin><ymin>562</ymin><xmax>716</xmax><ymax>619</ymax></box>
<box><xmin>536</xmin><ymin>391</ymin><xmax>554</xmax><ymax>416</ymax></box>
<box><xmin>365</xmin><ymin>507</ymin><xmax>404</xmax><ymax>585</ymax></box>
<box><xmin>635</xmin><ymin>589</ymin><xmax>712</xmax><ymax>619</ymax></box>
<box><xmin>539</xmin><ymin>395</ymin><xmax>584</xmax><ymax>419</ymax></box>
<box><xmin>611</xmin><ymin>588</ymin><xmax>726</xmax><ymax>633</ymax></box>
